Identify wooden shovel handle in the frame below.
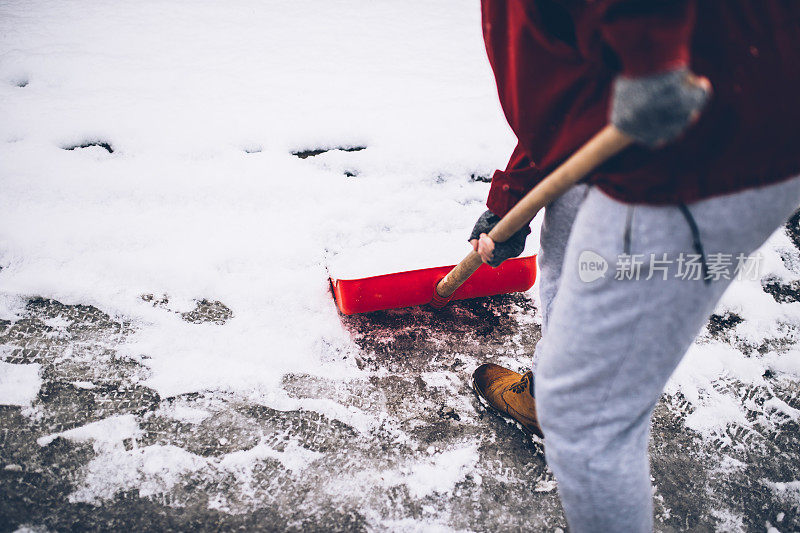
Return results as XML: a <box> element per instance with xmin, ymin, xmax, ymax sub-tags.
<box><xmin>432</xmin><ymin>125</ymin><xmax>633</xmax><ymax>305</ymax></box>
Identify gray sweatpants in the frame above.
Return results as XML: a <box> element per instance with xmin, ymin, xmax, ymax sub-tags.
<box><xmin>532</xmin><ymin>176</ymin><xmax>800</xmax><ymax>532</ymax></box>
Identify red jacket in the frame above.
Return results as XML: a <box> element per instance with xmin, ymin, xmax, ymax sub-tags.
<box><xmin>483</xmin><ymin>0</ymin><xmax>800</xmax><ymax>216</ymax></box>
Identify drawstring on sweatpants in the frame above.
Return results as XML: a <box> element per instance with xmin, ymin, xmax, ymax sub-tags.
<box><xmin>622</xmin><ymin>204</ymin><xmax>710</xmax><ymax>284</ymax></box>
<box><xmin>623</xmin><ymin>206</ymin><xmax>634</xmax><ymax>255</ymax></box>
<box><xmin>678</xmin><ymin>203</ymin><xmax>711</xmax><ymax>285</ymax></box>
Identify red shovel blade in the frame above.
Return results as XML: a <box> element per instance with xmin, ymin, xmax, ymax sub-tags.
<box><xmin>331</xmin><ymin>255</ymin><xmax>537</xmax><ymax>315</ymax></box>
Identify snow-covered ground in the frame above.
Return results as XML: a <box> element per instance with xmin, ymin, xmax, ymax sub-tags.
<box><xmin>1</xmin><ymin>1</ymin><xmax>799</xmax><ymax>531</ymax></box>
<box><xmin>0</xmin><ymin>0</ymin><xmax>520</xmax><ymax>397</ymax></box>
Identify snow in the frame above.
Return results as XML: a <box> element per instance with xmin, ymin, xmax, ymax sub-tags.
<box><xmin>261</xmin><ymin>393</ymin><xmax>381</xmax><ymax>435</ymax></box>
<box><xmin>710</xmin><ymin>508</ymin><xmax>746</xmax><ymax>533</ymax></box>
<box><xmin>37</xmin><ymin>414</ymin><xmax>141</xmax><ymax>450</ymax></box>
<box><xmin>70</xmin><ymin>444</ymin><xmax>207</xmax><ymax>505</ymax></box>
<box><xmin>156</xmin><ymin>403</ymin><xmax>212</xmax><ymax>425</ymax></box>
<box><xmin>420</xmin><ymin>371</ymin><xmax>460</xmax><ymax>390</ymax></box>
<box><xmin>70</xmin><ymin>438</ymin><xmax>323</xmax><ymax>508</ymax></box>
<box><xmin>70</xmin><ymin>381</ymin><xmax>97</xmax><ymax>390</ymax></box>
<box><xmin>1</xmin><ymin>0</ymin><xmax>800</xmax><ymax>528</ymax></box>
<box><xmin>763</xmin><ymin>479</ymin><xmax>800</xmax><ymax>529</ymax></box>
<box><xmin>762</xmin><ymin>344</ymin><xmax>800</xmax><ymax>376</ymax></box>
<box><xmin>763</xmin><ymin>397</ymin><xmax>800</xmax><ymax>421</ymax></box>
<box><xmin>218</xmin><ymin>440</ymin><xmax>322</xmax><ymax>474</ymax></box>
<box><xmin>0</xmin><ymin>361</ymin><xmax>42</xmax><ymax>406</ymax></box>
<box><xmin>765</xmin><ymin>480</ymin><xmax>800</xmax><ymax>505</ymax></box>
<box><xmin>665</xmin><ymin>234</ymin><xmax>800</xmax><ymax>442</ymax></box>
<box><xmin>385</xmin><ymin>442</ymin><xmax>480</xmax><ymax>499</ymax></box>
<box><xmin>0</xmin><ymin>0</ymin><xmax>520</xmax><ymax>400</ymax></box>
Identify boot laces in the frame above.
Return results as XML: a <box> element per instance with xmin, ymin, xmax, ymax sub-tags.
<box><xmin>509</xmin><ymin>371</ymin><xmax>532</xmax><ymax>395</ymax></box>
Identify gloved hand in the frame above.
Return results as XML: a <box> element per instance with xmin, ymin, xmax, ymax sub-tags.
<box><xmin>611</xmin><ymin>67</ymin><xmax>712</xmax><ymax>147</ymax></box>
<box><xmin>469</xmin><ymin>210</ymin><xmax>530</xmax><ymax>267</ymax></box>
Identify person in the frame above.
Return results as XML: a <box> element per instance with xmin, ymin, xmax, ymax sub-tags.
<box><xmin>468</xmin><ymin>1</ymin><xmax>800</xmax><ymax>531</ymax></box>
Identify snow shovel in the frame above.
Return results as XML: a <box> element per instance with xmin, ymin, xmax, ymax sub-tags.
<box><xmin>331</xmin><ymin>125</ymin><xmax>633</xmax><ymax>315</ymax></box>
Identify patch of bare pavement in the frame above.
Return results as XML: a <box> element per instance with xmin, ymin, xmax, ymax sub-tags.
<box><xmin>3</xmin><ymin>223</ymin><xmax>800</xmax><ymax>531</ymax></box>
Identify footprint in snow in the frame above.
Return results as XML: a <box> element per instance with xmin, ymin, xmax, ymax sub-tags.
<box><xmin>62</xmin><ymin>140</ymin><xmax>114</xmax><ymax>154</ymax></box>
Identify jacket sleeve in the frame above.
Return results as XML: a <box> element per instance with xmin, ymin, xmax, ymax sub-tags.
<box><xmin>486</xmin><ymin>143</ymin><xmax>542</xmax><ymax>218</ymax></box>
<box><xmin>598</xmin><ymin>0</ymin><xmax>696</xmax><ymax>77</ymax></box>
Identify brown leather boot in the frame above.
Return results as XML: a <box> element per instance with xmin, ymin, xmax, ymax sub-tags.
<box><xmin>472</xmin><ymin>363</ymin><xmax>543</xmax><ymax>438</ymax></box>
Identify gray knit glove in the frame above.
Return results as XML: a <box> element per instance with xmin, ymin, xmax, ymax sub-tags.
<box><xmin>469</xmin><ymin>210</ymin><xmax>530</xmax><ymax>267</ymax></box>
<box><xmin>611</xmin><ymin>68</ymin><xmax>711</xmax><ymax>147</ymax></box>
